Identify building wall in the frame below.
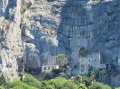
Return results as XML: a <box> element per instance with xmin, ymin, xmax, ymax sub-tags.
<box><xmin>78</xmin><ymin>52</ymin><xmax>100</xmax><ymax>75</ymax></box>
<box><xmin>41</xmin><ymin>65</ymin><xmax>59</xmax><ymax>73</ymax></box>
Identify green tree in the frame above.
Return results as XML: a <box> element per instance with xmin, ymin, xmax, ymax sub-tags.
<box><xmin>74</xmin><ymin>75</ymin><xmax>82</xmax><ymax>85</ymax></box>
<box><xmin>78</xmin><ymin>47</ymin><xmax>88</xmax><ymax>57</ymax></box>
<box><xmin>43</xmin><ymin>72</ymin><xmax>53</xmax><ymax>80</ymax></box>
<box><xmin>7</xmin><ymin>79</ymin><xmax>38</xmax><ymax>89</ymax></box>
<box><xmin>0</xmin><ymin>86</ymin><xmax>4</xmax><ymax>89</ymax></box>
<box><xmin>88</xmin><ymin>66</ymin><xmax>93</xmax><ymax>77</ymax></box>
<box><xmin>0</xmin><ymin>74</ymin><xmax>6</xmax><ymax>87</ymax></box>
<box><xmin>61</xmin><ymin>81</ymin><xmax>79</xmax><ymax>89</ymax></box>
<box><xmin>23</xmin><ymin>74</ymin><xmax>41</xmax><ymax>88</ymax></box>
<box><xmin>56</xmin><ymin>54</ymin><xmax>68</xmax><ymax>68</ymax></box>
<box><xmin>88</xmin><ymin>82</ymin><xmax>111</xmax><ymax>89</ymax></box>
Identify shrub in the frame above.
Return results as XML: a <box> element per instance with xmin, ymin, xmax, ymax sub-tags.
<box><xmin>112</xmin><ymin>3</ymin><xmax>119</xmax><ymax>7</ymax></box>
<box><xmin>23</xmin><ymin>74</ymin><xmax>41</xmax><ymax>88</ymax></box>
<box><xmin>43</xmin><ymin>25</ymin><xmax>49</xmax><ymax>29</ymax></box>
<box><xmin>0</xmin><ymin>74</ymin><xmax>6</xmax><ymax>87</ymax></box>
<box><xmin>0</xmin><ymin>86</ymin><xmax>4</xmax><ymax>89</ymax></box>
<box><xmin>0</xmin><ymin>36</ymin><xmax>5</xmax><ymax>40</ymax></box>
<box><xmin>78</xmin><ymin>47</ymin><xmax>88</xmax><ymax>57</ymax></box>
<box><xmin>88</xmin><ymin>82</ymin><xmax>111</xmax><ymax>89</ymax></box>
<box><xmin>21</xmin><ymin>6</ymin><xmax>28</xmax><ymax>14</ymax></box>
<box><xmin>7</xmin><ymin>79</ymin><xmax>38</xmax><ymax>89</ymax></box>
<box><xmin>43</xmin><ymin>71</ymin><xmax>53</xmax><ymax>80</ymax></box>
<box><xmin>107</xmin><ymin>10</ymin><xmax>113</xmax><ymax>16</ymax></box>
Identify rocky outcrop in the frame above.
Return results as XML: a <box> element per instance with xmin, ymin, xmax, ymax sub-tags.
<box><xmin>58</xmin><ymin>0</ymin><xmax>120</xmax><ymax>64</ymax></box>
<box><xmin>0</xmin><ymin>0</ymin><xmax>22</xmax><ymax>81</ymax></box>
<box><xmin>20</xmin><ymin>0</ymin><xmax>65</xmax><ymax>71</ymax></box>
<box><xmin>0</xmin><ymin>0</ymin><xmax>120</xmax><ymax>87</ymax></box>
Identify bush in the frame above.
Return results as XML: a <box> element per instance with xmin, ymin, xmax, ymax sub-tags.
<box><xmin>61</xmin><ymin>81</ymin><xmax>79</xmax><ymax>89</ymax></box>
<box><xmin>74</xmin><ymin>75</ymin><xmax>82</xmax><ymax>85</ymax></box>
<box><xmin>88</xmin><ymin>82</ymin><xmax>111</xmax><ymax>89</ymax></box>
<box><xmin>0</xmin><ymin>74</ymin><xmax>6</xmax><ymax>87</ymax></box>
<box><xmin>0</xmin><ymin>86</ymin><xmax>4</xmax><ymax>89</ymax></box>
<box><xmin>43</xmin><ymin>72</ymin><xmax>53</xmax><ymax>80</ymax></box>
<box><xmin>7</xmin><ymin>79</ymin><xmax>38</xmax><ymax>89</ymax></box>
<box><xmin>23</xmin><ymin>74</ymin><xmax>41</xmax><ymax>88</ymax></box>
<box><xmin>78</xmin><ymin>47</ymin><xmax>88</xmax><ymax>57</ymax></box>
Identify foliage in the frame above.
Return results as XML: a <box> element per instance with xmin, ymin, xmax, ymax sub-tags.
<box><xmin>0</xmin><ymin>86</ymin><xmax>4</xmax><ymax>89</ymax></box>
<box><xmin>100</xmin><ymin>69</ymin><xmax>106</xmax><ymax>75</ymax></box>
<box><xmin>43</xmin><ymin>25</ymin><xmax>49</xmax><ymax>29</ymax></box>
<box><xmin>88</xmin><ymin>66</ymin><xmax>93</xmax><ymax>77</ymax></box>
<box><xmin>0</xmin><ymin>74</ymin><xmax>114</xmax><ymax>89</ymax></box>
<box><xmin>56</xmin><ymin>54</ymin><xmax>68</xmax><ymax>68</ymax></box>
<box><xmin>88</xmin><ymin>82</ymin><xmax>111</xmax><ymax>89</ymax></box>
<box><xmin>0</xmin><ymin>36</ymin><xmax>5</xmax><ymax>40</ymax></box>
<box><xmin>43</xmin><ymin>71</ymin><xmax>53</xmax><ymax>80</ymax></box>
<box><xmin>23</xmin><ymin>74</ymin><xmax>41</xmax><ymax>88</ymax></box>
<box><xmin>52</xmin><ymin>68</ymin><xmax>65</xmax><ymax>77</ymax></box>
<box><xmin>7</xmin><ymin>79</ymin><xmax>38</xmax><ymax>89</ymax></box>
<box><xmin>78</xmin><ymin>47</ymin><xmax>88</xmax><ymax>57</ymax></box>
<box><xmin>21</xmin><ymin>6</ymin><xmax>28</xmax><ymax>14</ymax></box>
<box><xmin>74</xmin><ymin>75</ymin><xmax>82</xmax><ymax>85</ymax></box>
<box><xmin>61</xmin><ymin>81</ymin><xmax>79</xmax><ymax>89</ymax></box>
<box><xmin>0</xmin><ymin>74</ymin><xmax>6</xmax><ymax>87</ymax></box>
<box><xmin>82</xmin><ymin>76</ymin><xmax>92</xmax><ymax>87</ymax></box>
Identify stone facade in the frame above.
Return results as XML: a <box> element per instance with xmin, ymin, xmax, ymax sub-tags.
<box><xmin>72</xmin><ymin>52</ymin><xmax>101</xmax><ymax>75</ymax></box>
<box><xmin>79</xmin><ymin>52</ymin><xmax>100</xmax><ymax>75</ymax></box>
<box><xmin>41</xmin><ymin>64</ymin><xmax>59</xmax><ymax>73</ymax></box>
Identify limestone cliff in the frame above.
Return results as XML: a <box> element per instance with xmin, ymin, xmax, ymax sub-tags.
<box><xmin>0</xmin><ymin>0</ymin><xmax>120</xmax><ymax>87</ymax></box>
<box><xmin>0</xmin><ymin>0</ymin><xmax>22</xmax><ymax>80</ymax></box>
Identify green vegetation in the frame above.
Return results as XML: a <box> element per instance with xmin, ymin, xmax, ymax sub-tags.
<box><xmin>56</xmin><ymin>54</ymin><xmax>68</xmax><ymax>68</ymax></box>
<box><xmin>0</xmin><ymin>36</ymin><xmax>5</xmax><ymax>40</ymax></box>
<box><xmin>88</xmin><ymin>82</ymin><xmax>111</xmax><ymax>89</ymax></box>
<box><xmin>43</xmin><ymin>25</ymin><xmax>49</xmax><ymax>29</ymax></box>
<box><xmin>112</xmin><ymin>2</ymin><xmax>119</xmax><ymax>7</ymax></box>
<box><xmin>107</xmin><ymin>10</ymin><xmax>114</xmax><ymax>16</ymax></box>
<box><xmin>78</xmin><ymin>47</ymin><xmax>88</xmax><ymax>57</ymax></box>
<box><xmin>21</xmin><ymin>6</ymin><xmax>28</xmax><ymax>14</ymax></box>
<box><xmin>1</xmin><ymin>42</ymin><xmax>6</xmax><ymax>48</ymax></box>
<box><xmin>0</xmin><ymin>74</ymin><xmax>6</xmax><ymax>87</ymax></box>
<box><xmin>0</xmin><ymin>73</ymin><xmax>119</xmax><ymax>89</ymax></box>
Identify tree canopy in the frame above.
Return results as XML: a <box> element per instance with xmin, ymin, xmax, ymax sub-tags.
<box><xmin>56</xmin><ymin>54</ymin><xmax>68</xmax><ymax>68</ymax></box>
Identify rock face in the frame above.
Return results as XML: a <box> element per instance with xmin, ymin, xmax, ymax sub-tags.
<box><xmin>0</xmin><ymin>0</ymin><xmax>120</xmax><ymax>87</ymax></box>
<box><xmin>58</xmin><ymin>0</ymin><xmax>120</xmax><ymax>64</ymax></box>
<box><xmin>0</xmin><ymin>0</ymin><xmax>22</xmax><ymax>80</ymax></box>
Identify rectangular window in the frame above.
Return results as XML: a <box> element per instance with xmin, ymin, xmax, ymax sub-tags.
<box><xmin>74</xmin><ymin>65</ymin><xmax>77</xmax><ymax>68</ymax></box>
<box><xmin>44</xmin><ymin>67</ymin><xmax>46</xmax><ymax>70</ymax></box>
<box><xmin>52</xmin><ymin>67</ymin><xmax>54</xmax><ymax>69</ymax></box>
<box><xmin>88</xmin><ymin>64</ymin><xmax>90</xmax><ymax>68</ymax></box>
<box><xmin>81</xmin><ymin>65</ymin><xmax>84</xmax><ymax>68</ymax></box>
<box><xmin>81</xmin><ymin>69</ymin><xmax>84</xmax><ymax>72</ymax></box>
<box><xmin>95</xmin><ymin>59</ymin><xmax>96</xmax><ymax>61</ymax></box>
<box><xmin>48</xmin><ymin>67</ymin><xmax>50</xmax><ymax>70</ymax></box>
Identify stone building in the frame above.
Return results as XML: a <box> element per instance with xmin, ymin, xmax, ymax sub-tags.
<box><xmin>41</xmin><ymin>64</ymin><xmax>59</xmax><ymax>73</ymax></box>
<box><xmin>78</xmin><ymin>52</ymin><xmax>101</xmax><ymax>75</ymax></box>
<box><xmin>72</xmin><ymin>52</ymin><xmax>102</xmax><ymax>75</ymax></box>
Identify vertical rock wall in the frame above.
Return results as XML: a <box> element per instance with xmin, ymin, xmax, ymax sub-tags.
<box><xmin>0</xmin><ymin>0</ymin><xmax>22</xmax><ymax>81</ymax></box>
<box><xmin>58</xmin><ymin>0</ymin><xmax>120</xmax><ymax>64</ymax></box>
